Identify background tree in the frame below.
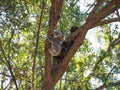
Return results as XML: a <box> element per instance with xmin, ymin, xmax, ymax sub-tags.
<box><xmin>0</xmin><ymin>0</ymin><xmax>120</xmax><ymax>90</ymax></box>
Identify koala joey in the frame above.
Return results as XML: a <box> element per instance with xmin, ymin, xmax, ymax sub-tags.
<box><xmin>70</xmin><ymin>26</ymin><xmax>78</xmax><ymax>33</ymax></box>
<box><xmin>47</xmin><ymin>31</ymin><xmax>65</xmax><ymax>56</ymax></box>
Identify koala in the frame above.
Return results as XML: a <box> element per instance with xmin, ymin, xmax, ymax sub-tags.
<box><xmin>47</xmin><ymin>31</ymin><xmax>65</xmax><ymax>56</ymax></box>
<box><xmin>53</xmin><ymin>31</ymin><xmax>65</xmax><ymax>44</ymax></box>
<box><xmin>70</xmin><ymin>26</ymin><xmax>78</xmax><ymax>33</ymax></box>
<box><xmin>70</xmin><ymin>26</ymin><xmax>79</xmax><ymax>45</ymax></box>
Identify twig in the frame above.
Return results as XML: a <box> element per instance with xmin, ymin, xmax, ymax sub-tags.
<box><xmin>95</xmin><ymin>81</ymin><xmax>120</xmax><ymax>90</ymax></box>
<box><xmin>32</xmin><ymin>0</ymin><xmax>46</xmax><ymax>89</ymax></box>
<box><xmin>7</xmin><ymin>29</ymin><xmax>18</xmax><ymax>90</ymax></box>
<box><xmin>0</xmin><ymin>36</ymin><xmax>18</xmax><ymax>89</ymax></box>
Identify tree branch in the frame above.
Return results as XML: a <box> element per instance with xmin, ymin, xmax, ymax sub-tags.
<box><xmin>95</xmin><ymin>81</ymin><xmax>120</xmax><ymax>90</ymax></box>
<box><xmin>42</xmin><ymin>0</ymin><xmax>64</xmax><ymax>90</ymax></box>
<box><xmin>88</xmin><ymin>0</ymin><xmax>104</xmax><ymax>18</ymax></box>
<box><xmin>0</xmin><ymin>33</ymin><xmax>18</xmax><ymax>89</ymax></box>
<box><xmin>88</xmin><ymin>0</ymin><xmax>120</xmax><ymax>24</ymax></box>
<box><xmin>93</xmin><ymin>17</ymin><xmax>120</xmax><ymax>28</ymax></box>
<box><xmin>96</xmin><ymin>0</ymin><xmax>120</xmax><ymax>21</ymax></box>
<box><xmin>32</xmin><ymin>0</ymin><xmax>45</xmax><ymax>89</ymax></box>
<box><xmin>86</xmin><ymin>33</ymin><xmax>120</xmax><ymax>81</ymax></box>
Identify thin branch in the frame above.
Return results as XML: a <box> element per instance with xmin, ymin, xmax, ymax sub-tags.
<box><xmin>93</xmin><ymin>17</ymin><xmax>120</xmax><ymax>28</ymax></box>
<box><xmin>70</xmin><ymin>0</ymin><xmax>79</xmax><ymax>7</ymax></box>
<box><xmin>4</xmin><ymin>79</ymin><xmax>12</xmax><ymax>90</ymax></box>
<box><xmin>115</xmin><ymin>10</ymin><xmax>120</xmax><ymax>17</ymax></box>
<box><xmin>114</xmin><ymin>38</ymin><xmax>120</xmax><ymax>45</ymax></box>
<box><xmin>0</xmin><ymin>36</ymin><xmax>18</xmax><ymax>89</ymax></box>
<box><xmin>96</xmin><ymin>0</ymin><xmax>120</xmax><ymax>21</ymax></box>
<box><xmin>87</xmin><ymin>0</ymin><xmax>120</xmax><ymax>25</ymax></box>
<box><xmin>89</xmin><ymin>0</ymin><xmax>104</xmax><ymax>17</ymax></box>
<box><xmin>7</xmin><ymin>29</ymin><xmax>18</xmax><ymax>90</ymax></box>
<box><xmin>85</xmin><ymin>0</ymin><xmax>96</xmax><ymax>13</ymax></box>
<box><xmin>105</xmin><ymin>66</ymin><xmax>116</xmax><ymax>82</ymax></box>
<box><xmin>32</xmin><ymin>0</ymin><xmax>45</xmax><ymax>89</ymax></box>
<box><xmin>0</xmin><ymin>41</ymin><xmax>8</xmax><ymax>64</ymax></box>
<box><xmin>0</xmin><ymin>72</ymin><xmax>11</xmax><ymax>77</ymax></box>
<box><xmin>86</xmin><ymin>35</ymin><xmax>120</xmax><ymax>80</ymax></box>
<box><xmin>95</xmin><ymin>81</ymin><xmax>120</xmax><ymax>90</ymax></box>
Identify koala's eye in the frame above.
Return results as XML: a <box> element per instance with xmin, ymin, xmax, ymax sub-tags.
<box><xmin>54</xmin><ymin>32</ymin><xmax>59</xmax><ymax>35</ymax></box>
<box><xmin>55</xmin><ymin>33</ymin><xmax>59</xmax><ymax>35</ymax></box>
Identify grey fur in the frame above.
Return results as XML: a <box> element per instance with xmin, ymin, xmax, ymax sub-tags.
<box><xmin>47</xmin><ymin>31</ymin><xmax>65</xmax><ymax>56</ymax></box>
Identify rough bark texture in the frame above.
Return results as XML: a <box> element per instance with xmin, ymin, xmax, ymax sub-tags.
<box><xmin>42</xmin><ymin>0</ymin><xmax>120</xmax><ymax>90</ymax></box>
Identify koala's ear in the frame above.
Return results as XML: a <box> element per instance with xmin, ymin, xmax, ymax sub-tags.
<box><xmin>70</xmin><ymin>26</ymin><xmax>78</xmax><ymax>33</ymax></box>
<box><xmin>53</xmin><ymin>30</ymin><xmax>59</xmax><ymax>35</ymax></box>
<box><xmin>61</xmin><ymin>31</ymin><xmax>64</xmax><ymax>34</ymax></box>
